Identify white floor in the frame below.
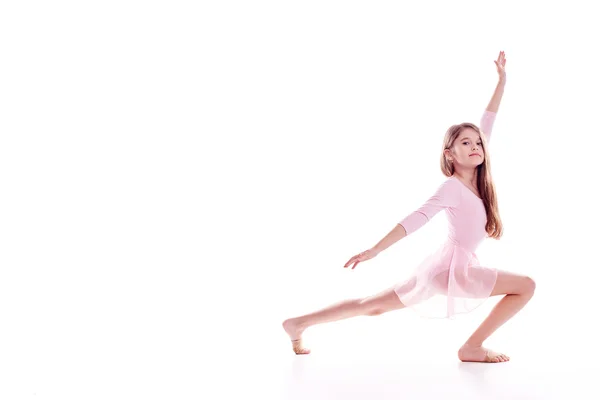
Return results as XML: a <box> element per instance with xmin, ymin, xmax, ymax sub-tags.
<box><xmin>269</xmin><ymin>313</ymin><xmax>592</xmax><ymax>400</ymax></box>
<box><xmin>276</xmin><ymin>349</ymin><xmax>578</xmax><ymax>400</ymax></box>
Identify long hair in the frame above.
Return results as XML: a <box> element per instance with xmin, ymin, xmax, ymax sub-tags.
<box><xmin>439</xmin><ymin>122</ymin><xmax>503</xmax><ymax>239</ymax></box>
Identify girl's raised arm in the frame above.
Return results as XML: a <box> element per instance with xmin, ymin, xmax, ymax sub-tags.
<box><xmin>486</xmin><ymin>51</ymin><xmax>506</xmax><ymax>113</ymax></box>
<box><xmin>481</xmin><ymin>51</ymin><xmax>507</xmax><ymax>142</ymax></box>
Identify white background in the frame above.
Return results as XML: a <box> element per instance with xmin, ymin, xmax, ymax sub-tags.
<box><xmin>1</xmin><ymin>1</ymin><xmax>599</xmax><ymax>399</ymax></box>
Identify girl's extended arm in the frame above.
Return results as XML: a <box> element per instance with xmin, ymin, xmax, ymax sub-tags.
<box><xmin>371</xmin><ymin>224</ymin><xmax>407</xmax><ymax>254</ymax></box>
<box><xmin>486</xmin><ymin>51</ymin><xmax>507</xmax><ymax>113</ymax></box>
<box><xmin>371</xmin><ymin>178</ymin><xmax>461</xmax><ymax>254</ymax></box>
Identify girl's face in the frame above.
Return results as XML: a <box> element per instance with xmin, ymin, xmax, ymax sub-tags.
<box><xmin>450</xmin><ymin>128</ymin><xmax>484</xmax><ymax>166</ymax></box>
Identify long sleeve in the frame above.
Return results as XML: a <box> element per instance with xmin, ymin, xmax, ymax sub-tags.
<box><xmin>399</xmin><ymin>178</ymin><xmax>461</xmax><ymax>236</ymax></box>
<box><xmin>480</xmin><ymin>110</ymin><xmax>496</xmax><ymax>143</ymax></box>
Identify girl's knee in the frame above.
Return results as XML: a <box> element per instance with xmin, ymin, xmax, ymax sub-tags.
<box><xmin>366</xmin><ymin>308</ymin><xmax>385</xmax><ymax>316</ymax></box>
<box><xmin>358</xmin><ymin>296</ymin><xmax>389</xmax><ymax>316</ymax></box>
<box><xmin>357</xmin><ymin>298</ymin><xmax>379</xmax><ymax>316</ymax></box>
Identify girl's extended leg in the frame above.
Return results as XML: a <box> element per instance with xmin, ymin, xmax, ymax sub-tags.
<box><xmin>458</xmin><ymin>270</ymin><xmax>536</xmax><ymax>363</ymax></box>
<box><xmin>282</xmin><ymin>287</ymin><xmax>405</xmax><ymax>354</ymax></box>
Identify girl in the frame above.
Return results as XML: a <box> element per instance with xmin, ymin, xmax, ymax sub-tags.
<box><xmin>282</xmin><ymin>51</ymin><xmax>536</xmax><ymax>363</ymax></box>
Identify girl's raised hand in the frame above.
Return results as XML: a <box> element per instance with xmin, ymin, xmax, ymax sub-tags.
<box><xmin>495</xmin><ymin>51</ymin><xmax>506</xmax><ymax>82</ymax></box>
<box><xmin>343</xmin><ymin>248</ymin><xmax>379</xmax><ymax>269</ymax></box>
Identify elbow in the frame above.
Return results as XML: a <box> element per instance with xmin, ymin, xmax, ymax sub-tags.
<box><xmin>397</xmin><ymin>223</ymin><xmax>408</xmax><ymax>237</ymax></box>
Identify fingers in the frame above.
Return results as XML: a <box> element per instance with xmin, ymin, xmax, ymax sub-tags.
<box><xmin>494</xmin><ymin>51</ymin><xmax>507</xmax><ymax>71</ymax></box>
<box><xmin>352</xmin><ymin>254</ymin><xmax>366</xmax><ymax>269</ymax></box>
<box><xmin>497</xmin><ymin>50</ymin><xmax>506</xmax><ymax>66</ymax></box>
<box><xmin>344</xmin><ymin>256</ymin><xmax>357</xmax><ymax>269</ymax></box>
<box><xmin>344</xmin><ymin>249</ymin><xmax>377</xmax><ymax>269</ymax></box>
<box><xmin>344</xmin><ymin>254</ymin><xmax>363</xmax><ymax>269</ymax></box>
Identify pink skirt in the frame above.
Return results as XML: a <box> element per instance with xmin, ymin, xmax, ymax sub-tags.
<box><xmin>393</xmin><ymin>241</ymin><xmax>497</xmax><ymax>319</ymax></box>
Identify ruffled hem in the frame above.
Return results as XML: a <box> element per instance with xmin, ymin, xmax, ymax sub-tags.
<box><xmin>393</xmin><ymin>241</ymin><xmax>497</xmax><ymax>319</ymax></box>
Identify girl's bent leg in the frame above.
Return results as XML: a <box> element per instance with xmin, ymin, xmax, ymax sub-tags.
<box><xmin>459</xmin><ymin>269</ymin><xmax>536</xmax><ymax>363</ymax></box>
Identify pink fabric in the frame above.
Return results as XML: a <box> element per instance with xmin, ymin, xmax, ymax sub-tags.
<box><xmin>394</xmin><ymin>110</ymin><xmax>498</xmax><ymax>318</ymax></box>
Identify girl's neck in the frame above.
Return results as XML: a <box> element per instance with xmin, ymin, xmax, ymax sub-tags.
<box><xmin>453</xmin><ymin>170</ymin><xmax>478</xmax><ymax>186</ymax></box>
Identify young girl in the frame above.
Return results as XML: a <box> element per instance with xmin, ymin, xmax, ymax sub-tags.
<box><xmin>282</xmin><ymin>51</ymin><xmax>536</xmax><ymax>363</ymax></box>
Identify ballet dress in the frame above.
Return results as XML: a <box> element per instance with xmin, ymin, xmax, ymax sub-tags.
<box><xmin>394</xmin><ymin>110</ymin><xmax>498</xmax><ymax>319</ymax></box>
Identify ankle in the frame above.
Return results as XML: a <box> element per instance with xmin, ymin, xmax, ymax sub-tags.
<box><xmin>463</xmin><ymin>340</ymin><xmax>484</xmax><ymax>348</ymax></box>
<box><xmin>294</xmin><ymin>318</ymin><xmax>309</xmax><ymax>331</ymax></box>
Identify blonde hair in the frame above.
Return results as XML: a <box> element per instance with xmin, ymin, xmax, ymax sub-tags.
<box><xmin>439</xmin><ymin>123</ymin><xmax>503</xmax><ymax>239</ymax></box>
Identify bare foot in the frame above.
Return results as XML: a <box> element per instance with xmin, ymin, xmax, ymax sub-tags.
<box><xmin>282</xmin><ymin>318</ymin><xmax>310</xmax><ymax>355</ymax></box>
<box><xmin>458</xmin><ymin>343</ymin><xmax>510</xmax><ymax>363</ymax></box>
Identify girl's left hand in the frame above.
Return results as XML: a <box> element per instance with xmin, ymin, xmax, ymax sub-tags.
<box><xmin>495</xmin><ymin>51</ymin><xmax>506</xmax><ymax>83</ymax></box>
<box><xmin>343</xmin><ymin>248</ymin><xmax>379</xmax><ymax>269</ymax></box>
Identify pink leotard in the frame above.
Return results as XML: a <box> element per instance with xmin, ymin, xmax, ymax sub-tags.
<box><xmin>393</xmin><ymin>110</ymin><xmax>498</xmax><ymax>318</ymax></box>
